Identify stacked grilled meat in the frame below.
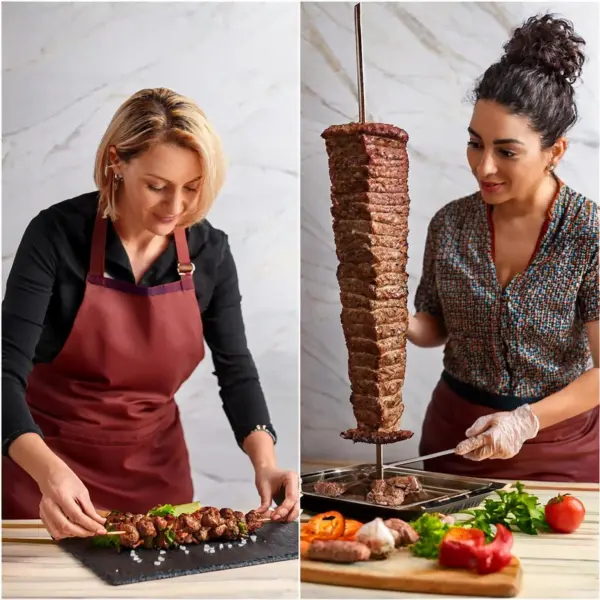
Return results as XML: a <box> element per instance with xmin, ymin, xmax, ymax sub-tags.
<box><xmin>321</xmin><ymin>122</ymin><xmax>414</xmax><ymax>444</ymax></box>
<box><xmin>105</xmin><ymin>507</ymin><xmax>263</xmax><ymax>549</ymax></box>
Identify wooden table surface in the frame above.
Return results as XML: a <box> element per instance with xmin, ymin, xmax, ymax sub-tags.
<box><xmin>300</xmin><ymin>460</ymin><xmax>600</xmax><ymax>599</ymax></box>
<box><xmin>3</xmin><ymin>509</ymin><xmax>299</xmax><ymax>599</ymax></box>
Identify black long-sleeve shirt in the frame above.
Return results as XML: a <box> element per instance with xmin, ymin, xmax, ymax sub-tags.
<box><xmin>2</xmin><ymin>191</ymin><xmax>276</xmax><ymax>456</ymax></box>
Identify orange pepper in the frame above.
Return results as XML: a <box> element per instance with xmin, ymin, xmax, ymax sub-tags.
<box><xmin>305</xmin><ymin>511</ymin><xmax>346</xmax><ymax>540</ymax></box>
<box><xmin>341</xmin><ymin>519</ymin><xmax>363</xmax><ymax>540</ymax></box>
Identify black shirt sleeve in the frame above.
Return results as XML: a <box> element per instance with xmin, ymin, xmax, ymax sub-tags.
<box><xmin>202</xmin><ymin>234</ymin><xmax>277</xmax><ymax>449</ymax></box>
<box><xmin>2</xmin><ymin>213</ymin><xmax>56</xmax><ymax>455</ymax></box>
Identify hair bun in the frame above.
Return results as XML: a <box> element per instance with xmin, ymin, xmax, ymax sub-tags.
<box><xmin>502</xmin><ymin>13</ymin><xmax>586</xmax><ymax>84</ymax></box>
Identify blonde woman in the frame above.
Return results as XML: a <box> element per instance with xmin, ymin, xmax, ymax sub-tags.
<box><xmin>2</xmin><ymin>88</ymin><xmax>299</xmax><ymax>537</ymax></box>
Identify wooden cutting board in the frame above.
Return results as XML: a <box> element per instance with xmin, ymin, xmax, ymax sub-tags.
<box><xmin>301</xmin><ymin>549</ymin><xmax>522</xmax><ymax>597</ymax></box>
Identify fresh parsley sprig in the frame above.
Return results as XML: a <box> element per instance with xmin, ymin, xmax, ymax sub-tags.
<box><xmin>458</xmin><ymin>482</ymin><xmax>549</xmax><ymax>541</ymax></box>
<box><xmin>408</xmin><ymin>513</ymin><xmax>453</xmax><ymax>559</ymax></box>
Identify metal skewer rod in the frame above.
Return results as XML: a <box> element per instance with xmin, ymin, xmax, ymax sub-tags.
<box><xmin>354</xmin><ymin>2</ymin><xmax>381</xmax><ymax>479</ymax></box>
<box><xmin>354</xmin><ymin>3</ymin><xmax>366</xmax><ymax>123</ymax></box>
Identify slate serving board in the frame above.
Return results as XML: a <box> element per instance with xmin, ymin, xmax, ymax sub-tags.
<box><xmin>59</xmin><ymin>522</ymin><xmax>298</xmax><ymax>586</ymax></box>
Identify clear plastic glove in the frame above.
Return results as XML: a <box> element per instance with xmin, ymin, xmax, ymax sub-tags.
<box><xmin>455</xmin><ymin>404</ymin><xmax>540</xmax><ymax>461</ymax></box>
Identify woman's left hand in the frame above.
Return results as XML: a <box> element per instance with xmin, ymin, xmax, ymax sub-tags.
<box><xmin>455</xmin><ymin>404</ymin><xmax>540</xmax><ymax>460</ymax></box>
<box><xmin>254</xmin><ymin>466</ymin><xmax>299</xmax><ymax>522</ymax></box>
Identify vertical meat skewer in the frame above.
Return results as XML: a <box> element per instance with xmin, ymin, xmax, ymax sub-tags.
<box><xmin>321</xmin><ymin>3</ymin><xmax>414</xmax><ymax>479</ymax></box>
<box><xmin>354</xmin><ymin>3</ymin><xmax>383</xmax><ymax>482</ymax></box>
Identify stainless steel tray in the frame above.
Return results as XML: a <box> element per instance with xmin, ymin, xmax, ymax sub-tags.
<box><xmin>301</xmin><ymin>464</ymin><xmax>506</xmax><ymax>521</ymax></box>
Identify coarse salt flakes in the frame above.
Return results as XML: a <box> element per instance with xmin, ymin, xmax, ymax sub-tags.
<box><xmin>250</xmin><ymin>535</ymin><xmax>257</xmax><ymax>542</ymax></box>
<box><xmin>219</xmin><ymin>544</ymin><xmax>223</xmax><ymax>549</ymax></box>
<box><xmin>227</xmin><ymin>544</ymin><xmax>232</xmax><ymax>548</ymax></box>
<box><xmin>180</xmin><ymin>545</ymin><xmax>187</xmax><ymax>550</ymax></box>
<box><xmin>184</xmin><ymin>550</ymin><xmax>190</xmax><ymax>555</ymax></box>
<box><xmin>154</xmin><ymin>561</ymin><xmax>161</xmax><ymax>566</ymax></box>
<box><xmin>159</xmin><ymin>550</ymin><xmax>166</xmax><ymax>555</ymax></box>
<box><xmin>158</xmin><ymin>557</ymin><xmax>165</xmax><ymax>562</ymax></box>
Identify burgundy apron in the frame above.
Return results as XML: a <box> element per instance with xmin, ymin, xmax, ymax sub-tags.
<box><xmin>419</xmin><ymin>376</ymin><xmax>599</xmax><ymax>482</ymax></box>
<box><xmin>3</xmin><ymin>211</ymin><xmax>205</xmax><ymax>518</ymax></box>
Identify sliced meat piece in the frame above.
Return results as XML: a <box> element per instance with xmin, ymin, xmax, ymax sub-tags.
<box><xmin>367</xmin><ymin>479</ymin><xmax>406</xmax><ymax>506</ymax></box>
<box><xmin>386</xmin><ymin>475</ymin><xmax>422</xmax><ymax>493</ymax></box>
<box><xmin>332</xmin><ymin>179</ymin><xmax>409</xmax><ymax>195</ymax></box>
<box><xmin>321</xmin><ymin>122</ymin><xmax>409</xmax><ymax>141</ymax></box>
<box><xmin>338</xmin><ymin>280</ymin><xmax>409</xmax><ymax>302</ymax></box>
<box><xmin>345</xmin><ymin>335</ymin><xmax>407</xmax><ymax>356</ymax></box>
<box><xmin>342</xmin><ymin>306</ymin><xmax>408</xmax><ymax>327</ymax></box>
<box><xmin>341</xmin><ymin>428</ymin><xmax>414</xmax><ymax>444</ymax></box>
<box><xmin>351</xmin><ymin>377</ymin><xmax>405</xmax><ymax>396</ymax></box>
<box><xmin>313</xmin><ymin>481</ymin><xmax>350</xmax><ymax>498</ymax></box>
<box><xmin>348</xmin><ymin>348</ymin><xmax>407</xmax><ymax>370</ymax></box>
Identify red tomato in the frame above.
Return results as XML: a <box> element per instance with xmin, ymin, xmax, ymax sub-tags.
<box><xmin>544</xmin><ymin>494</ymin><xmax>586</xmax><ymax>533</ymax></box>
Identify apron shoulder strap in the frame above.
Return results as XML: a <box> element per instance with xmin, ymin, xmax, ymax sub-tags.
<box><xmin>90</xmin><ymin>210</ymin><xmax>108</xmax><ymax>277</ymax></box>
<box><xmin>174</xmin><ymin>227</ymin><xmax>195</xmax><ymax>278</ymax></box>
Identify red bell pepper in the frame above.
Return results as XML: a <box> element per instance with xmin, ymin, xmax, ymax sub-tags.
<box><xmin>438</xmin><ymin>525</ymin><xmax>513</xmax><ymax>574</ymax></box>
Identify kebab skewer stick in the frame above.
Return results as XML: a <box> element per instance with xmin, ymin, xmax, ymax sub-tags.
<box><xmin>354</xmin><ymin>2</ymin><xmax>383</xmax><ymax>481</ymax></box>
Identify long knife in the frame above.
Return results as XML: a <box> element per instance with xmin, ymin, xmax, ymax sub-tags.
<box><xmin>383</xmin><ymin>448</ymin><xmax>456</xmax><ymax>469</ymax></box>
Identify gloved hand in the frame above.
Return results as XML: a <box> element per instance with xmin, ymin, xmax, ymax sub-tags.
<box><xmin>455</xmin><ymin>404</ymin><xmax>540</xmax><ymax>461</ymax></box>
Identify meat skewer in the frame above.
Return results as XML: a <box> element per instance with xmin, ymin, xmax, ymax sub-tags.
<box><xmin>103</xmin><ymin>507</ymin><xmax>264</xmax><ymax>550</ymax></box>
<box><xmin>321</xmin><ymin>5</ymin><xmax>414</xmax><ymax>454</ymax></box>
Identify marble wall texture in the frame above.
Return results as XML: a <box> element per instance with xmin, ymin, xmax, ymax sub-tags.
<box><xmin>301</xmin><ymin>2</ymin><xmax>599</xmax><ymax>465</ymax></box>
<box><xmin>2</xmin><ymin>2</ymin><xmax>299</xmax><ymax>509</ymax></box>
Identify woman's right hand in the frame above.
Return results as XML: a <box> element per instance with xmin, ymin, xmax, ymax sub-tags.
<box><xmin>37</xmin><ymin>461</ymin><xmax>107</xmax><ymax>540</ymax></box>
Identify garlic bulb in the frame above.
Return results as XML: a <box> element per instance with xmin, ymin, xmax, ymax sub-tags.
<box><xmin>356</xmin><ymin>517</ymin><xmax>396</xmax><ymax>558</ymax></box>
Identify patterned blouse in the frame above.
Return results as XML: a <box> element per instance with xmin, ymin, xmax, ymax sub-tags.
<box><xmin>415</xmin><ymin>179</ymin><xmax>599</xmax><ymax>398</ymax></box>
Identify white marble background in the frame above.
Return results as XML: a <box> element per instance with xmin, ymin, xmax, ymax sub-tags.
<box><xmin>2</xmin><ymin>2</ymin><xmax>299</xmax><ymax>509</ymax></box>
<box><xmin>301</xmin><ymin>2</ymin><xmax>599</xmax><ymax>465</ymax></box>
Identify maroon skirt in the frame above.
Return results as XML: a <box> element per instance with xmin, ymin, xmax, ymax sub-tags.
<box><xmin>419</xmin><ymin>377</ymin><xmax>599</xmax><ymax>483</ymax></box>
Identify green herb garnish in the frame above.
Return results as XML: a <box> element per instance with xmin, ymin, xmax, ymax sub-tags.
<box><xmin>458</xmin><ymin>482</ymin><xmax>549</xmax><ymax>541</ymax></box>
<box><xmin>408</xmin><ymin>513</ymin><xmax>453</xmax><ymax>559</ymax></box>
<box><xmin>238</xmin><ymin>520</ymin><xmax>248</xmax><ymax>536</ymax></box>
<box><xmin>164</xmin><ymin>529</ymin><xmax>177</xmax><ymax>546</ymax></box>
<box><xmin>92</xmin><ymin>525</ymin><xmax>121</xmax><ymax>550</ymax></box>
<box><xmin>147</xmin><ymin>504</ymin><xmax>176</xmax><ymax>517</ymax></box>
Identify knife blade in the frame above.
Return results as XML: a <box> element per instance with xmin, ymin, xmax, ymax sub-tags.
<box><xmin>383</xmin><ymin>448</ymin><xmax>456</xmax><ymax>469</ymax></box>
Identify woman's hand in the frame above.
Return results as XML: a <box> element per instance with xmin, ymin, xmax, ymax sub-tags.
<box><xmin>254</xmin><ymin>466</ymin><xmax>299</xmax><ymax>523</ymax></box>
<box><xmin>407</xmin><ymin>312</ymin><xmax>448</xmax><ymax>348</ymax></box>
<box><xmin>455</xmin><ymin>404</ymin><xmax>540</xmax><ymax>461</ymax></box>
<box><xmin>37</xmin><ymin>461</ymin><xmax>107</xmax><ymax>540</ymax></box>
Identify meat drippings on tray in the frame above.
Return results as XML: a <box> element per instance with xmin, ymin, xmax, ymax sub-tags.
<box><xmin>321</xmin><ymin>122</ymin><xmax>414</xmax><ymax>445</ymax></box>
<box><xmin>104</xmin><ymin>507</ymin><xmax>263</xmax><ymax>549</ymax></box>
<box><xmin>313</xmin><ymin>474</ymin><xmax>422</xmax><ymax>506</ymax></box>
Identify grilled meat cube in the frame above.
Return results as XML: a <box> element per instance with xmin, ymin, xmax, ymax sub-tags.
<box><xmin>180</xmin><ymin>514</ymin><xmax>202</xmax><ymax>532</ymax></box>
<box><xmin>135</xmin><ymin>516</ymin><xmax>157</xmax><ymax>538</ymax></box>
<box><xmin>200</xmin><ymin>507</ymin><xmax>221</xmax><ymax>528</ymax></box>
<box><xmin>209</xmin><ymin>524</ymin><xmax>228</xmax><ymax>539</ymax></box>
<box><xmin>193</xmin><ymin>527</ymin><xmax>210</xmax><ymax>543</ymax></box>
<box><xmin>118</xmin><ymin>523</ymin><xmax>140</xmax><ymax>548</ymax></box>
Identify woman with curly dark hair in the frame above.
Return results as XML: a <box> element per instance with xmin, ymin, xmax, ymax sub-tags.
<box><xmin>410</xmin><ymin>14</ymin><xmax>599</xmax><ymax>482</ymax></box>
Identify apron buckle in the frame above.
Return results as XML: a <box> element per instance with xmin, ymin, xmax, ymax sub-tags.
<box><xmin>177</xmin><ymin>262</ymin><xmax>196</xmax><ymax>276</ymax></box>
